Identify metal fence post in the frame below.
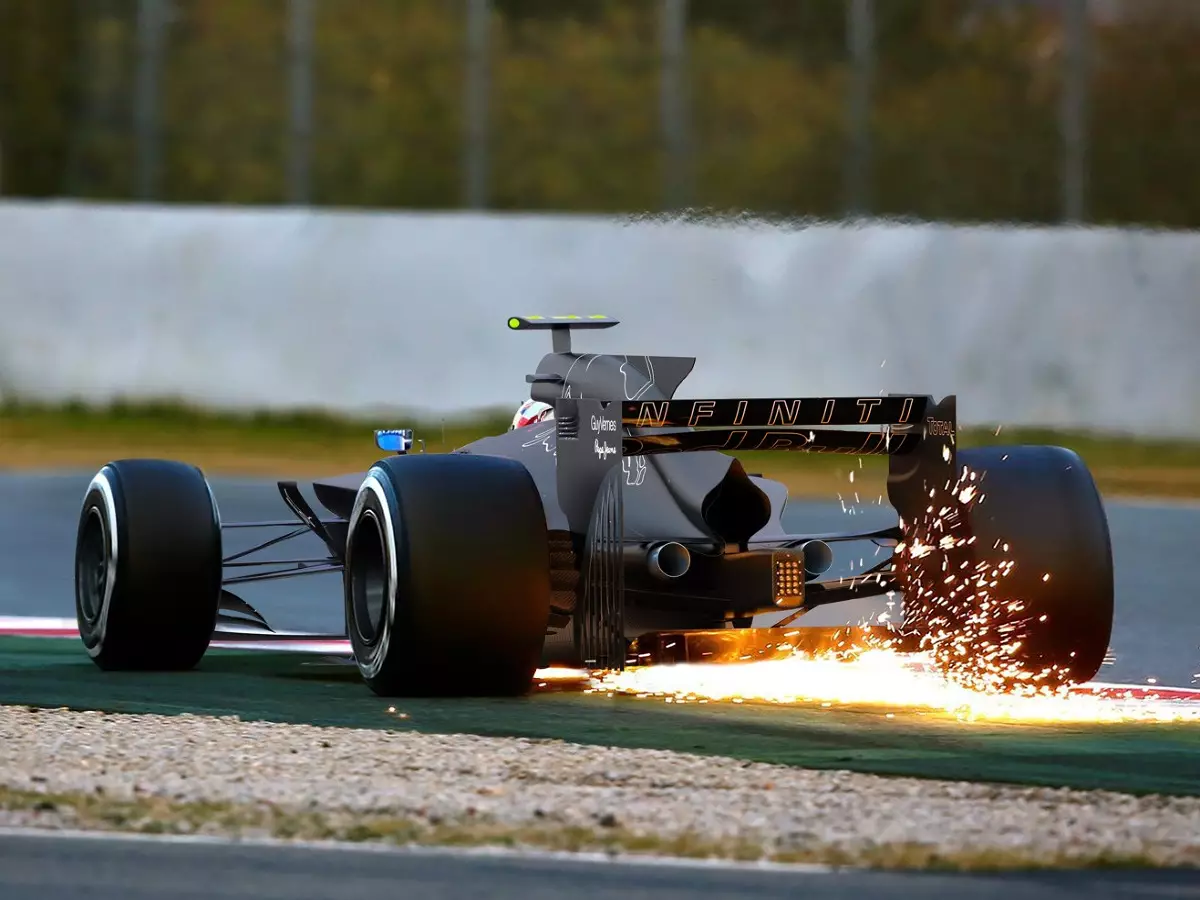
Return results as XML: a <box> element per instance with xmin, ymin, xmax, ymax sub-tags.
<box><xmin>287</xmin><ymin>0</ymin><xmax>315</xmax><ymax>205</ymax></box>
<box><xmin>844</xmin><ymin>0</ymin><xmax>875</xmax><ymax>218</ymax></box>
<box><xmin>134</xmin><ymin>0</ymin><xmax>169</xmax><ymax>201</ymax></box>
<box><xmin>463</xmin><ymin>0</ymin><xmax>490</xmax><ymax>209</ymax></box>
<box><xmin>660</xmin><ymin>0</ymin><xmax>690</xmax><ymax>211</ymax></box>
<box><xmin>1061</xmin><ymin>0</ymin><xmax>1089</xmax><ymax>223</ymax></box>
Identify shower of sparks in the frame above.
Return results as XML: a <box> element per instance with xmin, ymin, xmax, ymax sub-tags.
<box><xmin>878</xmin><ymin>461</ymin><xmax>1090</xmax><ymax>696</ymax></box>
<box><xmin>584</xmin><ymin>646</ymin><xmax>1200</xmax><ymax>724</ymax></box>
<box><xmin>555</xmin><ymin>459</ymin><xmax>1200</xmax><ymax>725</ymax></box>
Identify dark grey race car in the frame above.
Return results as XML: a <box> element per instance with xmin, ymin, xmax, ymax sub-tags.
<box><xmin>72</xmin><ymin>316</ymin><xmax>1114</xmax><ymax>697</ymax></box>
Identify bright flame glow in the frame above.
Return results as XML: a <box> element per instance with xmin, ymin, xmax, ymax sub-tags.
<box><xmin>534</xmin><ymin>667</ymin><xmax>592</xmax><ymax>683</ymax></box>
<box><xmin>586</xmin><ymin>648</ymin><xmax>1200</xmax><ymax>724</ymax></box>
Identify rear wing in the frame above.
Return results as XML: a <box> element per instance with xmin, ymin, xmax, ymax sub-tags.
<box><xmin>503</xmin><ymin>315</ymin><xmax>956</xmax><ymax>533</ymax></box>
<box><xmin>618</xmin><ymin>395</ymin><xmax>944</xmax><ymax>455</ymax></box>
<box><xmin>554</xmin><ymin>393</ymin><xmax>958</xmax><ymax>535</ymax></box>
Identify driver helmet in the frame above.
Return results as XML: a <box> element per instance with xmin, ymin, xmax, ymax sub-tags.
<box><xmin>510</xmin><ymin>398</ymin><xmax>555</xmax><ymax>431</ymax></box>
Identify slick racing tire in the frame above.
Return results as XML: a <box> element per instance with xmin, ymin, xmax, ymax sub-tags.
<box><xmin>344</xmin><ymin>453</ymin><xmax>552</xmax><ymax>697</ymax></box>
<box><xmin>75</xmin><ymin>459</ymin><xmax>223</xmax><ymax>671</ymax></box>
<box><xmin>896</xmin><ymin>445</ymin><xmax>1114</xmax><ymax>691</ymax></box>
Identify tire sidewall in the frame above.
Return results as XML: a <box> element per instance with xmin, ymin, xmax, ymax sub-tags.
<box><xmin>342</xmin><ymin>454</ymin><xmax>552</xmax><ymax>696</ymax></box>
<box><xmin>344</xmin><ymin>466</ymin><xmax>403</xmax><ymax>683</ymax></box>
<box><xmin>73</xmin><ymin>459</ymin><xmax>223</xmax><ymax>670</ymax></box>
<box><xmin>75</xmin><ymin>466</ymin><xmax>125</xmax><ymax>660</ymax></box>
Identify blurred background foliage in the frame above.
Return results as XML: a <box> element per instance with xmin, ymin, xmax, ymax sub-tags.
<box><xmin>1</xmin><ymin>0</ymin><xmax>1197</xmax><ymax>227</ymax></box>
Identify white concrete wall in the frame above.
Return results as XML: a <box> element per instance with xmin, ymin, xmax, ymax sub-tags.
<box><xmin>1</xmin><ymin>199</ymin><xmax>1197</xmax><ymax>437</ymax></box>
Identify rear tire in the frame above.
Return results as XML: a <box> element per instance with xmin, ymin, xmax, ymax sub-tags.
<box><xmin>343</xmin><ymin>453</ymin><xmax>552</xmax><ymax>697</ymax></box>
<box><xmin>75</xmin><ymin>459</ymin><xmax>223</xmax><ymax>671</ymax></box>
<box><xmin>896</xmin><ymin>445</ymin><xmax>1114</xmax><ymax>691</ymax></box>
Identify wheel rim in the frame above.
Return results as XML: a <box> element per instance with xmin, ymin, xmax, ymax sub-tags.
<box><xmin>76</xmin><ymin>507</ymin><xmax>109</xmax><ymax>626</ymax></box>
<box><xmin>350</xmin><ymin>510</ymin><xmax>388</xmax><ymax>645</ymax></box>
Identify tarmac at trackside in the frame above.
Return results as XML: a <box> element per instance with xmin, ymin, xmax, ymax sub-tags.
<box><xmin>0</xmin><ymin>829</ymin><xmax>1197</xmax><ymax>900</ymax></box>
<box><xmin>2</xmin><ymin>470</ymin><xmax>1197</xmax><ymax>689</ymax></box>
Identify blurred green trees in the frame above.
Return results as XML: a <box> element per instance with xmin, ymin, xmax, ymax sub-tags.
<box><xmin>1</xmin><ymin>0</ymin><xmax>1197</xmax><ymax>227</ymax></box>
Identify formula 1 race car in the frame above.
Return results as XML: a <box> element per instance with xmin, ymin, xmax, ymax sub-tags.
<box><xmin>72</xmin><ymin>315</ymin><xmax>1114</xmax><ymax>696</ymax></box>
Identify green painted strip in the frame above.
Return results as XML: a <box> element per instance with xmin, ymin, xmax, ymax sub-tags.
<box><xmin>2</xmin><ymin>637</ymin><xmax>1198</xmax><ymax>797</ymax></box>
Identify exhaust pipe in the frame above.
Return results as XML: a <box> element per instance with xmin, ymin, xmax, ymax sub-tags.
<box><xmin>799</xmin><ymin>540</ymin><xmax>834</xmax><ymax>578</ymax></box>
<box><xmin>647</xmin><ymin>541</ymin><xmax>691</xmax><ymax>580</ymax></box>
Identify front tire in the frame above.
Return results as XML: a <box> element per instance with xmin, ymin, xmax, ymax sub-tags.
<box><xmin>896</xmin><ymin>445</ymin><xmax>1114</xmax><ymax>691</ymax></box>
<box><xmin>344</xmin><ymin>453</ymin><xmax>552</xmax><ymax>697</ymax></box>
<box><xmin>75</xmin><ymin>459</ymin><xmax>223</xmax><ymax>671</ymax></box>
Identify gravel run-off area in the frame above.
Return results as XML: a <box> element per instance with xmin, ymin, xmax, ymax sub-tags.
<box><xmin>2</xmin><ymin>705</ymin><xmax>1199</xmax><ymax>869</ymax></box>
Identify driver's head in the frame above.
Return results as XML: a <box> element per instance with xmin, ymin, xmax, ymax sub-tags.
<box><xmin>510</xmin><ymin>398</ymin><xmax>555</xmax><ymax>431</ymax></box>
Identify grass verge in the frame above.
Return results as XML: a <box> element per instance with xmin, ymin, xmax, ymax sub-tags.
<box><xmin>0</xmin><ymin>784</ymin><xmax>1191</xmax><ymax>871</ymax></box>
<box><xmin>3</xmin><ymin>400</ymin><xmax>1199</xmax><ymax>500</ymax></box>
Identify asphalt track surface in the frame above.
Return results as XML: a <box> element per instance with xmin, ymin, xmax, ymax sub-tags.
<box><xmin>3</xmin><ymin>471</ymin><xmax>1200</xmax><ymax>895</ymax></box>
<box><xmin>0</xmin><ymin>831</ymin><xmax>1197</xmax><ymax>900</ymax></box>
<box><xmin>2</xmin><ymin>471</ymin><xmax>1198</xmax><ymax>687</ymax></box>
